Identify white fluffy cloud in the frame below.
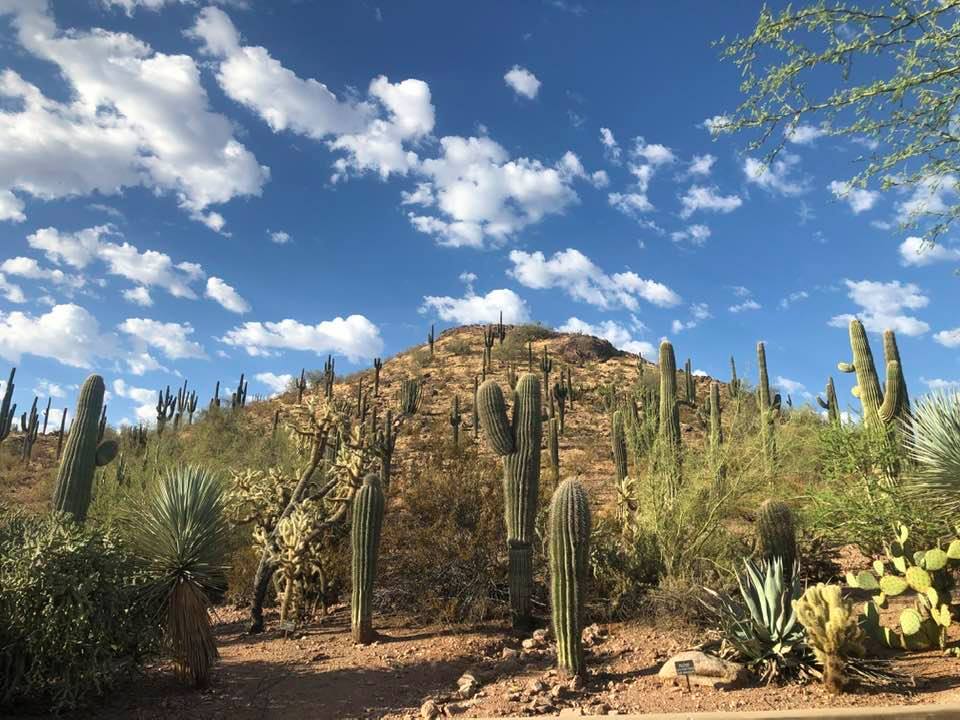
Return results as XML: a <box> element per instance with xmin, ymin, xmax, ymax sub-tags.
<box><xmin>608</xmin><ymin>192</ymin><xmax>653</xmax><ymax>216</ymax></box>
<box><xmin>780</xmin><ymin>290</ymin><xmax>809</xmax><ymax>309</ymax></box>
<box><xmin>934</xmin><ymin>328</ymin><xmax>960</xmax><ymax>348</ymax></box>
<box><xmin>670</xmin><ymin>224</ymin><xmax>711</xmax><ymax>246</ymax></box>
<box><xmin>255</xmin><ymin>372</ymin><xmax>293</xmax><ymax>396</ymax></box>
<box><xmin>0</xmin><ymin>304</ymin><xmax>118</xmax><ymax>367</ymax></box>
<box><xmin>192</xmin><ymin>7</ymin><xmax>432</xmax><ymax>182</ymax></box>
<box><xmin>0</xmin><ymin>3</ymin><xmax>268</xmax><ymax>229</ymax></box>
<box><xmin>123</xmin><ymin>287</ymin><xmax>153</xmax><ymax>306</ymax></box>
<box><xmin>599</xmin><ymin>127</ymin><xmax>621</xmax><ymax>163</ymax></box>
<box><xmin>729</xmin><ymin>299</ymin><xmax>761</xmax><ymax>313</ymax></box>
<box><xmin>775</xmin><ymin>376</ymin><xmax>810</xmax><ymax>399</ymax></box>
<box><xmin>112</xmin><ymin>378</ymin><xmax>159</xmax><ymax>423</ymax></box>
<box><xmin>743</xmin><ymin>154</ymin><xmax>807</xmax><ymax>196</ymax></box>
<box><xmin>679</xmin><ymin>185</ymin><xmax>743</xmax><ymax>218</ymax></box>
<box><xmin>559</xmin><ymin>317</ymin><xmax>654</xmax><ymax>357</ymax></box>
<box><xmin>829</xmin><ymin>279</ymin><xmax>930</xmax><ymax>336</ymax></box>
<box><xmin>898</xmin><ymin>236</ymin><xmax>960</xmax><ymax>267</ymax></box>
<box><xmin>205</xmin><ymin>276</ymin><xmax>251</xmax><ymax>314</ymax></box>
<box><xmin>0</xmin><ymin>257</ymin><xmax>84</xmax><ymax>289</ymax></box>
<box><xmin>688</xmin><ymin>154</ymin><xmax>716</xmax><ymax>177</ymax></box>
<box><xmin>828</xmin><ymin>180</ymin><xmax>880</xmax><ymax>214</ymax></box>
<box><xmin>420</xmin><ymin>288</ymin><xmax>529</xmax><ymax>324</ymax></box>
<box><xmin>508</xmin><ymin>248</ymin><xmax>680</xmax><ymax>310</ymax></box>
<box><xmin>670</xmin><ymin>302</ymin><xmax>711</xmax><ymax>333</ymax></box>
<box><xmin>922</xmin><ymin>377</ymin><xmax>960</xmax><ymax>392</ymax></box>
<box><xmin>504</xmin><ymin>66</ymin><xmax>541</xmax><ymax>99</ymax></box>
<box><xmin>268</xmin><ymin>229</ymin><xmax>291</xmax><ymax>244</ymax></box>
<box><xmin>895</xmin><ymin>174</ymin><xmax>958</xmax><ymax>225</ymax></box>
<box><xmin>119</xmin><ymin>318</ymin><xmax>207</xmax><ymax>359</ymax></box>
<box><xmin>220</xmin><ymin>315</ymin><xmax>384</xmax><ymax>361</ymax></box>
<box><xmin>784</xmin><ymin>124</ymin><xmax>828</xmax><ymax>145</ymax></box>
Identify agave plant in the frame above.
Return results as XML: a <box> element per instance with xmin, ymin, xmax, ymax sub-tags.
<box><xmin>128</xmin><ymin>465</ymin><xmax>229</xmax><ymax>687</ymax></box>
<box><xmin>904</xmin><ymin>391</ymin><xmax>960</xmax><ymax>519</ymax></box>
<box><xmin>704</xmin><ymin>558</ymin><xmax>811</xmax><ymax>683</ymax></box>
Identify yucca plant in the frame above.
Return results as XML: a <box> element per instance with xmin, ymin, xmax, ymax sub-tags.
<box><xmin>127</xmin><ymin>465</ymin><xmax>229</xmax><ymax>687</ymax></box>
<box><xmin>704</xmin><ymin>558</ymin><xmax>810</xmax><ymax>683</ymax></box>
<box><xmin>904</xmin><ymin>391</ymin><xmax>960</xmax><ymax>520</ymax></box>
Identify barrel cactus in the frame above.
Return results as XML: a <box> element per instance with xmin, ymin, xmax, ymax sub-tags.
<box><xmin>52</xmin><ymin>374</ymin><xmax>118</xmax><ymax>522</ymax></box>
<box><xmin>549</xmin><ymin>478</ymin><xmax>591</xmax><ymax>678</ymax></box>
<box><xmin>757</xmin><ymin>500</ymin><xmax>796</xmax><ymax>574</ymax></box>
<box><xmin>477</xmin><ymin>373</ymin><xmax>541</xmax><ymax>629</ymax></box>
<box><xmin>351</xmin><ymin>473</ymin><xmax>385</xmax><ymax>644</ymax></box>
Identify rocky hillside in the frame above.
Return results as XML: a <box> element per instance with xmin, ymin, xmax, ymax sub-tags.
<box><xmin>0</xmin><ymin>324</ymin><xmax>731</xmax><ymax>514</ymax></box>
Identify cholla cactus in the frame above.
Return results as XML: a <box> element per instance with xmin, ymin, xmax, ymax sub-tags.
<box><xmin>257</xmin><ymin>503</ymin><xmax>325</xmax><ymax>626</ymax></box>
<box><xmin>793</xmin><ymin>584</ymin><xmax>865</xmax><ymax>694</ymax></box>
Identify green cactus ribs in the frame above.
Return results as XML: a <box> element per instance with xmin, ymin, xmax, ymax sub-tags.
<box><xmin>549</xmin><ymin>478</ymin><xmax>590</xmax><ymax>678</ymax></box>
<box><xmin>52</xmin><ymin>374</ymin><xmax>118</xmax><ymax>522</ymax></box>
<box><xmin>351</xmin><ymin>473</ymin><xmax>385</xmax><ymax>644</ymax></box>
<box><xmin>477</xmin><ymin>373</ymin><xmax>541</xmax><ymax>629</ymax></box>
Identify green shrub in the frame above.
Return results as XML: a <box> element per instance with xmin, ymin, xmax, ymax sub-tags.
<box><xmin>588</xmin><ymin>517</ymin><xmax>660</xmax><ymax>619</ymax></box>
<box><xmin>444</xmin><ymin>337</ymin><xmax>472</xmax><ymax>356</ymax></box>
<box><xmin>0</xmin><ymin>507</ymin><xmax>158</xmax><ymax>712</ymax></box>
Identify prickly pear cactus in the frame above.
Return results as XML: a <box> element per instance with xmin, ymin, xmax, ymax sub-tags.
<box><xmin>351</xmin><ymin>473</ymin><xmax>385</xmax><ymax>644</ymax></box>
<box><xmin>549</xmin><ymin>478</ymin><xmax>591</xmax><ymax>678</ymax></box>
<box><xmin>477</xmin><ymin>373</ymin><xmax>541</xmax><ymax>629</ymax></box>
<box><xmin>845</xmin><ymin>524</ymin><xmax>957</xmax><ymax>650</ymax></box>
<box><xmin>52</xmin><ymin>374</ymin><xmax>118</xmax><ymax>522</ymax></box>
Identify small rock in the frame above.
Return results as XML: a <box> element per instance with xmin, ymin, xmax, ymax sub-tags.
<box><xmin>567</xmin><ymin>675</ymin><xmax>584</xmax><ymax>692</ymax></box>
<box><xmin>549</xmin><ymin>684</ymin><xmax>566</xmax><ymax>700</ymax></box>
<box><xmin>657</xmin><ymin>650</ymin><xmax>745</xmax><ymax>686</ymax></box>
<box><xmin>527</xmin><ymin>679</ymin><xmax>547</xmax><ymax>694</ymax></box>
<box><xmin>532</xmin><ymin>628</ymin><xmax>550</xmax><ymax>642</ymax></box>
<box><xmin>456</xmin><ymin>672</ymin><xmax>479</xmax><ymax>699</ymax></box>
<box><xmin>559</xmin><ymin>709</ymin><xmax>585</xmax><ymax>718</ymax></box>
<box><xmin>501</xmin><ymin>647</ymin><xmax>519</xmax><ymax>661</ymax></box>
<box><xmin>420</xmin><ymin>699</ymin><xmax>440</xmax><ymax>720</ymax></box>
<box><xmin>521</xmin><ymin>638</ymin><xmax>538</xmax><ymax>650</ymax></box>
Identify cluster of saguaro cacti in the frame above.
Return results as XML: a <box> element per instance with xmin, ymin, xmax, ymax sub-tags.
<box><xmin>756</xmin><ymin>342</ymin><xmax>781</xmax><ymax>475</ymax></box>
<box><xmin>398</xmin><ymin>378</ymin><xmax>422</xmax><ymax>416</ymax></box>
<box><xmin>209</xmin><ymin>380</ymin><xmax>222</xmax><ymax>410</ymax></box>
<box><xmin>817</xmin><ymin>377</ymin><xmax>841</xmax><ymax>427</ymax></box>
<box><xmin>846</xmin><ymin>524</ymin><xmax>957</xmax><ymax>651</ymax></box>
<box><xmin>20</xmin><ymin>396</ymin><xmax>39</xmax><ymax>461</ymax></box>
<box><xmin>549</xmin><ymin>478</ymin><xmax>591</xmax><ymax>678</ymax></box>
<box><xmin>449</xmin><ymin>395</ymin><xmax>461</xmax><ymax>446</ymax></box>
<box><xmin>838</xmin><ymin>319</ymin><xmax>904</xmax><ymax>434</ymax></box>
<box><xmin>0</xmin><ymin>366</ymin><xmax>15</xmax><ymax>446</ymax></box>
<box><xmin>351</xmin><ymin>473</ymin><xmax>385</xmax><ymax>643</ymax></box>
<box><xmin>477</xmin><ymin>373</ymin><xmax>541</xmax><ymax>629</ymax></box>
<box><xmin>656</xmin><ymin>340</ymin><xmax>682</xmax><ymax>499</ymax></box>
<box><xmin>52</xmin><ymin>374</ymin><xmax>118</xmax><ymax>522</ymax></box>
<box><xmin>232</xmin><ymin>373</ymin><xmax>248</xmax><ymax>409</ymax></box>
<box><xmin>756</xmin><ymin>499</ymin><xmax>797</xmax><ymax>573</ymax></box>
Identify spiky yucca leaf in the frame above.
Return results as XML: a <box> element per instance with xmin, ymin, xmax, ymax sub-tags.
<box><xmin>128</xmin><ymin>465</ymin><xmax>229</xmax><ymax>687</ymax></box>
<box><xmin>905</xmin><ymin>391</ymin><xmax>960</xmax><ymax>518</ymax></box>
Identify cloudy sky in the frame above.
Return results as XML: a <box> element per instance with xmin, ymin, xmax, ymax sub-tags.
<box><xmin>0</xmin><ymin>0</ymin><xmax>957</xmax><ymax>426</ymax></box>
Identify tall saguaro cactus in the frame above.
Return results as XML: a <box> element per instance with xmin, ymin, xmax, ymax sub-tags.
<box><xmin>817</xmin><ymin>377</ymin><xmax>841</xmax><ymax>427</ymax></box>
<box><xmin>882</xmin><ymin>329</ymin><xmax>911</xmax><ymax>424</ymax></box>
<box><xmin>549</xmin><ymin>478</ymin><xmax>591</xmax><ymax>678</ymax></box>
<box><xmin>838</xmin><ymin>319</ymin><xmax>902</xmax><ymax>433</ymax></box>
<box><xmin>708</xmin><ymin>380</ymin><xmax>725</xmax><ymax>495</ymax></box>
<box><xmin>477</xmin><ymin>373</ymin><xmax>542</xmax><ymax>629</ymax></box>
<box><xmin>351</xmin><ymin>473</ymin><xmax>385</xmax><ymax>644</ymax></box>
<box><xmin>52</xmin><ymin>374</ymin><xmax>118</xmax><ymax>522</ymax></box>
<box><xmin>611</xmin><ymin>408</ymin><xmax>628</xmax><ymax>485</ymax></box>
<box><xmin>757</xmin><ymin>342</ymin><xmax>781</xmax><ymax>475</ymax></box>
<box><xmin>657</xmin><ymin>341</ymin><xmax>682</xmax><ymax>498</ymax></box>
<box><xmin>0</xmin><ymin>366</ymin><xmax>15</xmax><ymax>446</ymax></box>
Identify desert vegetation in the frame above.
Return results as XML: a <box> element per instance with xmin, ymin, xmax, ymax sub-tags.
<box><xmin>1</xmin><ymin>318</ymin><xmax>959</xmax><ymax>717</ymax></box>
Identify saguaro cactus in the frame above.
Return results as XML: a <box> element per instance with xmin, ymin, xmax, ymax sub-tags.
<box><xmin>817</xmin><ymin>377</ymin><xmax>841</xmax><ymax>427</ymax></box>
<box><xmin>477</xmin><ymin>373</ymin><xmax>542</xmax><ymax>629</ymax></box>
<box><xmin>708</xmin><ymin>380</ymin><xmax>725</xmax><ymax>495</ymax></box>
<box><xmin>20</xmin><ymin>396</ymin><xmax>39</xmax><ymax>461</ymax></box>
<box><xmin>372</xmin><ymin>358</ymin><xmax>382</xmax><ymax>397</ymax></box>
<box><xmin>0</xmin><ymin>366</ymin><xmax>15</xmax><ymax>446</ymax></box>
<box><xmin>838</xmin><ymin>319</ymin><xmax>902</xmax><ymax>433</ymax></box>
<box><xmin>549</xmin><ymin>478</ymin><xmax>591</xmax><ymax>678</ymax></box>
<box><xmin>882</xmin><ymin>329</ymin><xmax>911</xmax><ymax>424</ymax></box>
<box><xmin>657</xmin><ymin>341</ymin><xmax>682</xmax><ymax>497</ymax></box>
<box><xmin>757</xmin><ymin>499</ymin><xmax>796</xmax><ymax>574</ymax></box>
<box><xmin>449</xmin><ymin>395</ymin><xmax>462</xmax><ymax>446</ymax></box>
<box><xmin>52</xmin><ymin>374</ymin><xmax>118</xmax><ymax>522</ymax></box>
<box><xmin>684</xmin><ymin>358</ymin><xmax>696</xmax><ymax>404</ymax></box>
<box><xmin>611</xmin><ymin>408</ymin><xmax>628</xmax><ymax>484</ymax></box>
<box><xmin>729</xmin><ymin>356</ymin><xmax>741</xmax><ymax>398</ymax></box>
<box><xmin>757</xmin><ymin>342</ymin><xmax>781</xmax><ymax>475</ymax></box>
<box><xmin>351</xmin><ymin>473</ymin><xmax>385</xmax><ymax>644</ymax></box>
<box><xmin>548</xmin><ymin>416</ymin><xmax>560</xmax><ymax>481</ymax></box>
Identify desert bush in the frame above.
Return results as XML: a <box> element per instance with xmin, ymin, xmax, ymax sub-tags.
<box><xmin>377</xmin><ymin>444</ymin><xmax>512</xmax><ymax>623</ymax></box>
<box><xmin>0</xmin><ymin>507</ymin><xmax>159</xmax><ymax>712</ymax></box>
<box><xmin>493</xmin><ymin>323</ymin><xmax>555</xmax><ymax>364</ymax></box>
<box><xmin>444</xmin><ymin>337</ymin><xmax>472</xmax><ymax>356</ymax></box>
<box><xmin>587</xmin><ymin>516</ymin><xmax>660</xmax><ymax>619</ymax></box>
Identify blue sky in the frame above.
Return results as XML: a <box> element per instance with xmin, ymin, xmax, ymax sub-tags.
<box><xmin>0</xmin><ymin>0</ymin><xmax>957</xmax><ymax>427</ymax></box>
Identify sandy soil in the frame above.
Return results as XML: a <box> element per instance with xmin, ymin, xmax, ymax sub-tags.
<box><xmin>57</xmin><ymin>606</ymin><xmax>960</xmax><ymax>720</ymax></box>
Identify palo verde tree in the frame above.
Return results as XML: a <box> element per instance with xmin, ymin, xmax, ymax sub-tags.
<box><xmin>716</xmin><ymin>0</ymin><xmax>960</xmax><ymax>247</ymax></box>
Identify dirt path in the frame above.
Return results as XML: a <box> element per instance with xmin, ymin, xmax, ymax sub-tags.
<box><xmin>69</xmin><ymin>607</ymin><xmax>960</xmax><ymax>720</ymax></box>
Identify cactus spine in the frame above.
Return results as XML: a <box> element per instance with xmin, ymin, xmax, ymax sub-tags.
<box><xmin>351</xmin><ymin>473</ymin><xmax>385</xmax><ymax>644</ymax></box>
<box><xmin>817</xmin><ymin>377</ymin><xmax>841</xmax><ymax>427</ymax></box>
<box><xmin>757</xmin><ymin>499</ymin><xmax>797</xmax><ymax>574</ymax></box>
<box><xmin>477</xmin><ymin>373</ymin><xmax>542</xmax><ymax>629</ymax></box>
<box><xmin>757</xmin><ymin>342</ymin><xmax>780</xmax><ymax>475</ymax></box>
<box><xmin>656</xmin><ymin>341</ymin><xmax>682</xmax><ymax>498</ymax></box>
<box><xmin>838</xmin><ymin>319</ymin><xmax>903</xmax><ymax>433</ymax></box>
<box><xmin>548</xmin><ymin>478</ymin><xmax>591</xmax><ymax>678</ymax></box>
<box><xmin>52</xmin><ymin>374</ymin><xmax>118</xmax><ymax>522</ymax></box>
